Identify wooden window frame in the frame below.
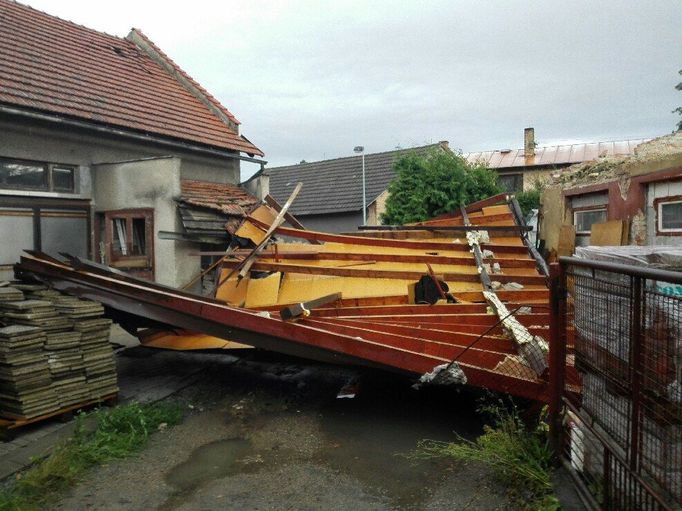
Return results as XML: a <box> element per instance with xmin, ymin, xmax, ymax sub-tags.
<box><xmin>101</xmin><ymin>209</ymin><xmax>154</xmax><ymax>272</ymax></box>
<box><xmin>654</xmin><ymin>195</ymin><xmax>682</xmax><ymax>236</ymax></box>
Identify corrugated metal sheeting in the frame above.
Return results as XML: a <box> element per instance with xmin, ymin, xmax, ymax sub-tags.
<box><xmin>464</xmin><ymin>139</ymin><xmax>648</xmax><ymax>169</ymax></box>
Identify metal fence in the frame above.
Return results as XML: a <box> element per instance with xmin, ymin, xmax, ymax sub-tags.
<box><xmin>549</xmin><ymin>257</ymin><xmax>682</xmax><ymax>511</ymax></box>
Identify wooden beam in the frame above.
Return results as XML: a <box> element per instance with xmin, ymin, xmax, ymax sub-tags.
<box><xmin>410</xmin><ymin>193</ymin><xmax>509</xmax><ymax>223</ymax></box>
<box><xmin>220</xmin><ymin>183</ymin><xmax>302</xmax><ymax>286</ymax></box>
<box><xmin>357</xmin><ymin>224</ymin><xmax>530</xmax><ymax>232</ymax></box>
<box><xmin>226</xmin><ymin>250</ymin><xmax>538</xmax><ymax>268</ymax></box>
<box><xmin>181</xmin><ymin>246</ymin><xmax>235</xmax><ymax>290</ymax></box>
<box><xmin>245</xmin><ymin>216</ymin><xmax>531</xmax><ymax>254</ymax></box>
<box><xmin>280</xmin><ymin>292</ymin><xmax>342</xmax><ymax>321</ymax></box>
<box><xmin>264</xmin><ymin>194</ymin><xmax>322</xmax><ymax>245</ymax></box>
<box><xmin>220</xmin><ymin>259</ymin><xmax>482</xmax><ymax>282</ymax></box>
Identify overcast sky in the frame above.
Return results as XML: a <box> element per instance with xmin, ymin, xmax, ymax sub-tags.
<box><xmin>23</xmin><ymin>0</ymin><xmax>682</xmax><ymax>178</ymax></box>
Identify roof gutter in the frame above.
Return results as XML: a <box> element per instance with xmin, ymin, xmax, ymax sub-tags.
<box><xmin>0</xmin><ymin>105</ymin><xmax>267</xmax><ymax>165</ymax></box>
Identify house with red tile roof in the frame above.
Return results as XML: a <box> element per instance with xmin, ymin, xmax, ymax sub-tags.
<box><xmin>0</xmin><ymin>0</ymin><xmax>264</xmax><ymax>288</ymax></box>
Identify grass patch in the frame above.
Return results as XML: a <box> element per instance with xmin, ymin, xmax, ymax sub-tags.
<box><xmin>409</xmin><ymin>400</ymin><xmax>560</xmax><ymax>511</ymax></box>
<box><xmin>0</xmin><ymin>400</ymin><xmax>183</xmax><ymax>511</ymax></box>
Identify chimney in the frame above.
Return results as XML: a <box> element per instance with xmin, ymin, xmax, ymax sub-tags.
<box><xmin>524</xmin><ymin>127</ymin><xmax>535</xmax><ymax>158</ymax></box>
<box><xmin>438</xmin><ymin>140</ymin><xmax>449</xmax><ymax>151</ymax></box>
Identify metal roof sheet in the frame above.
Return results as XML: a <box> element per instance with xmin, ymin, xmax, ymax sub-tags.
<box><xmin>464</xmin><ymin>138</ymin><xmax>648</xmax><ymax>169</ymax></box>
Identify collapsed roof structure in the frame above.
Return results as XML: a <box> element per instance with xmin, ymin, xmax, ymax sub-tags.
<box><xmin>15</xmin><ymin>193</ymin><xmax>575</xmax><ymax>402</ymax></box>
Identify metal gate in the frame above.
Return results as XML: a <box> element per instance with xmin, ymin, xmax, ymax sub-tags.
<box><xmin>549</xmin><ymin>257</ymin><xmax>682</xmax><ymax>510</ymax></box>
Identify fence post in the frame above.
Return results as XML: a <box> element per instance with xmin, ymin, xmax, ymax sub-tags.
<box><xmin>548</xmin><ymin>261</ymin><xmax>567</xmax><ymax>456</ymax></box>
<box><xmin>629</xmin><ymin>275</ymin><xmax>645</xmax><ymax>470</ymax></box>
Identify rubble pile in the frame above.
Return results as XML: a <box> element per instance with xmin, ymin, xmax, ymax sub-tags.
<box><xmin>0</xmin><ymin>282</ymin><xmax>117</xmax><ymax>420</ymax></box>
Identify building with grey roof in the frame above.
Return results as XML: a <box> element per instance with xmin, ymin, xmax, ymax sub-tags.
<box><xmin>266</xmin><ymin>142</ymin><xmax>450</xmax><ymax>233</ymax></box>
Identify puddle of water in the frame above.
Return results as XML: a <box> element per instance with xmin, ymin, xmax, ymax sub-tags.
<box><xmin>165</xmin><ymin>437</ymin><xmax>253</xmax><ymax>493</ymax></box>
<box><xmin>317</xmin><ymin>375</ymin><xmax>483</xmax><ymax>510</ymax></box>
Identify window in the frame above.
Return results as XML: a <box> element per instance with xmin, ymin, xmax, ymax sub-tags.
<box><xmin>0</xmin><ymin>158</ymin><xmax>75</xmax><ymax>192</ymax></box>
<box><xmin>52</xmin><ymin>166</ymin><xmax>75</xmax><ymax>192</ymax></box>
<box><xmin>98</xmin><ymin>209</ymin><xmax>154</xmax><ymax>280</ymax></box>
<box><xmin>498</xmin><ymin>173</ymin><xmax>523</xmax><ymax>192</ymax></box>
<box><xmin>574</xmin><ymin>208</ymin><xmax>607</xmax><ymax>234</ymax></box>
<box><xmin>0</xmin><ymin>159</ymin><xmax>46</xmax><ymax>189</ymax></box>
<box><xmin>658</xmin><ymin>200</ymin><xmax>682</xmax><ymax>233</ymax></box>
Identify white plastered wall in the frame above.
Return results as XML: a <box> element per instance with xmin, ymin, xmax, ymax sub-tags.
<box><xmin>93</xmin><ymin>156</ymin><xmax>198</xmax><ymax>288</ymax></box>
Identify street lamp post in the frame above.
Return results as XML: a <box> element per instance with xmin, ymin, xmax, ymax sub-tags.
<box><xmin>354</xmin><ymin>146</ymin><xmax>366</xmax><ymax>225</ymax></box>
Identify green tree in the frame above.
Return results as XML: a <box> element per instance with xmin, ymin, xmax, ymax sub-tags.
<box><xmin>674</xmin><ymin>69</ymin><xmax>682</xmax><ymax>131</ymax></box>
<box><xmin>381</xmin><ymin>149</ymin><xmax>502</xmax><ymax>225</ymax></box>
<box><xmin>515</xmin><ymin>177</ymin><xmax>546</xmax><ymax>217</ymax></box>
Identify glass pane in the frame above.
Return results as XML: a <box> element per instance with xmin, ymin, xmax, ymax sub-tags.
<box><xmin>661</xmin><ymin>201</ymin><xmax>682</xmax><ymax>230</ymax></box>
<box><xmin>131</xmin><ymin>218</ymin><xmax>146</xmax><ymax>255</ymax></box>
<box><xmin>0</xmin><ymin>160</ymin><xmax>46</xmax><ymax>189</ymax></box>
<box><xmin>498</xmin><ymin>174</ymin><xmax>523</xmax><ymax>192</ymax></box>
<box><xmin>112</xmin><ymin>218</ymin><xmax>127</xmax><ymax>256</ymax></box>
<box><xmin>575</xmin><ymin>209</ymin><xmax>607</xmax><ymax>233</ymax></box>
<box><xmin>40</xmin><ymin>212</ymin><xmax>87</xmax><ymax>259</ymax></box>
<box><xmin>52</xmin><ymin>167</ymin><xmax>74</xmax><ymax>192</ymax></box>
<box><xmin>0</xmin><ymin>209</ymin><xmax>34</xmax><ymax>269</ymax></box>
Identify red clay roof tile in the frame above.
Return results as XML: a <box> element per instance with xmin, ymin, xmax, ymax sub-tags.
<box><xmin>0</xmin><ymin>0</ymin><xmax>263</xmax><ymax>156</ymax></box>
<box><xmin>179</xmin><ymin>180</ymin><xmax>259</xmax><ymax>216</ymax></box>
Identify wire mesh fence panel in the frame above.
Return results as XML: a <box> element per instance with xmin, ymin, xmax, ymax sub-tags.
<box><xmin>554</xmin><ymin>259</ymin><xmax>682</xmax><ymax>511</ymax></box>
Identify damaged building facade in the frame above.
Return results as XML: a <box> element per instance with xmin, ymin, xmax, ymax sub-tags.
<box><xmin>540</xmin><ymin>132</ymin><xmax>682</xmax><ymax>253</ymax></box>
<box><xmin>0</xmin><ymin>0</ymin><xmax>263</xmax><ymax>287</ymax></box>
<box><xmin>464</xmin><ymin>127</ymin><xmax>646</xmax><ymax>193</ymax></box>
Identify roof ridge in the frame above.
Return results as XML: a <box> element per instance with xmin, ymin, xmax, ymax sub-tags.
<box><xmin>0</xmin><ymin>0</ymin><xmax>263</xmax><ymax>157</ymax></box>
<box><xmin>465</xmin><ymin>136</ymin><xmax>652</xmax><ymax>155</ymax></box>
<box><xmin>2</xmin><ymin>0</ymin><xmax>126</xmax><ymax>43</ymax></box>
<box><xmin>267</xmin><ymin>142</ymin><xmax>444</xmax><ymax>171</ymax></box>
<box><xmin>127</xmin><ymin>28</ymin><xmax>240</xmax><ymax>128</ymax></box>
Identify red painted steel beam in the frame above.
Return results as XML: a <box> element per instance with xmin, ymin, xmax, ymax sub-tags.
<box><xmin>16</xmin><ymin>255</ymin><xmax>451</xmax><ymax>374</ymax></box>
<box><xmin>310</xmin><ymin>303</ymin><xmax>491</xmax><ymax>317</ymax></box>
<box><xmin>323</xmin><ymin>317</ymin><xmax>516</xmax><ymax>354</ymax></box>
<box><xmin>253</xmin><ymin>251</ymin><xmax>538</xmax><ymax>268</ymax></box>
<box><xmin>301</xmin><ymin>317</ymin><xmax>514</xmax><ymax>368</ymax></box>
<box><xmin>16</xmin><ymin>253</ymin><xmax>551</xmax><ymax>402</ymax></box>
<box><xmin>411</xmin><ymin>193</ymin><xmax>510</xmax><ymax>223</ymax></box>
<box><xmin>246</xmin><ymin>217</ymin><xmax>531</xmax><ymax>254</ymax></box>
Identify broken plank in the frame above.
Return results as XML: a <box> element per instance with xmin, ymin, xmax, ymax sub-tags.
<box><xmin>264</xmin><ymin>194</ymin><xmax>322</xmax><ymax>244</ymax></box>
<box><xmin>280</xmin><ymin>292</ymin><xmax>343</xmax><ymax>321</ymax></box>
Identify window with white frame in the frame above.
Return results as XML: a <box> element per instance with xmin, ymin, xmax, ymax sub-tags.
<box><xmin>658</xmin><ymin>199</ymin><xmax>682</xmax><ymax>233</ymax></box>
<box><xmin>573</xmin><ymin>208</ymin><xmax>607</xmax><ymax>234</ymax></box>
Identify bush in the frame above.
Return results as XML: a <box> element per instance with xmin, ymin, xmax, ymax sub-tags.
<box><xmin>381</xmin><ymin>149</ymin><xmax>502</xmax><ymax>225</ymax></box>
<box><xmin>514</xmin><ymin>178</ymin><xmax>545</xmax><ymax>217</ymax></box>
<box><xmin>408</xmin><ymin>400</ymin><xmax>559</xmax><ymax>510</ymax></box>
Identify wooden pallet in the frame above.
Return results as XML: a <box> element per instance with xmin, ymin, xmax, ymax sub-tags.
<box><xmin>0</xmin><ymin>392</ymin><xmax>118</xmax><ymax>440</ymax></box>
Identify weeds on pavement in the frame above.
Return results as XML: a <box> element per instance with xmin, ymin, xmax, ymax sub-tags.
<box><xmin>408</xmin><ymin>399</ymin><xmax>560</xmax><ymax>511</ymax></box>
<box><xmin>0</xmin><ymin>400</ymin><xmax>183</xmax><ymax>511</ymax></box>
